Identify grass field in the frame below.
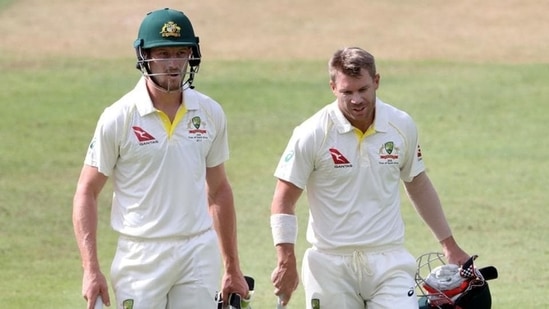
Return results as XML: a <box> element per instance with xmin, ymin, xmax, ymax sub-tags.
<box><xmin>1</xmin><ymin>0</ymin><xmax>548</xmax><ymax>308</ymax></box>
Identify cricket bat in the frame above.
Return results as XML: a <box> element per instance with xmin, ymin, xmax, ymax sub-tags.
<box><xmin>276</xmin><ymin>296</ymin><xmax>286</xmax><ymax>309</ymax></box>
<box><xmin>94</xmin><ymin>295</ymin><xmax>103</xmax><ymax>309</ymax></box>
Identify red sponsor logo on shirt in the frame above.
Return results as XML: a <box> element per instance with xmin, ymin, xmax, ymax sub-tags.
<box><xmin>329</xmin><ymin>148</ymin><xmax>351</xmax><ymax>167</ymax></box>
<box><xmin>132</xmin><ymin>126</ymin><xmax>157</xmax><ymax>144</ymax></box>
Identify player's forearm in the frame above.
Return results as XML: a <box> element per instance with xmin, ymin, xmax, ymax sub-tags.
<box><xmin>270</xmin><ymin>180</ymin><xmax>300</xmax><ymax>253</ymax></box>
<box><xmin>405</xmin><ymin>172</ymin><xmax>452</xmax><ymax>241</ymax></box>
<box><xmin>271</xmin><ymin>179</ymin><xmax>301</xmax><ymax>215</ymax></box>
<box><xmin>275</xmin><ymin>243</ymin><xmax>297</xmax><ymax>266</ymax></box>
<box><xmin>209</xmin><ymin>187</ymin><xmax>241</xmax><ymax>272</ymax></box>
<box><xmin>73</xmin><ymin>192</ymin><xmax>101</xmax><ymax>272</ymax></box>
<box><xmin>218</xmin><ymin>230</ymin><xmax>242</xmax><ymax>273</ymax></box>
<box><xmin>439</xmin><ymin>235</ymin><xmax>460</xmax><ymax>251</ymax></box>
<box><xmin>217</xmin><ymin>219</ymin><xmax>241</xmax><ymax>272</ymax></box>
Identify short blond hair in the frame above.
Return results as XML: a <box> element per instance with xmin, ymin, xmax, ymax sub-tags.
<box><xmin>328</xmin><ymin>47</ymin><xmax>376</xmax><ymax>81</ymax></box>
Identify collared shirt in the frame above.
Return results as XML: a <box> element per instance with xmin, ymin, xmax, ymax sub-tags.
<box><xmin>274</xmin><ymin>98</ymin><xmax>425</xmax><ymax>250</ymax></box>
<box><xmin>85</xmin><ymin>77</ymin><xmax>229</xmax><ymax>238</ymax></box>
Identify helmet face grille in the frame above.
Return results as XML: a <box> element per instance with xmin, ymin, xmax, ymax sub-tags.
<box><xmin>135</xmin><ymin>8</ymin><xmax>198</xmax><ymax>49</ymax></box>
<box><xmin>415</xmin><ymin>252</ymin><xmax>494</xmax><ymax>309</ymax></box>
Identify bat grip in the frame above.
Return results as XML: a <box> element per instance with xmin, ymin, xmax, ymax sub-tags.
<box><xmin>94</xmin><ymin>295</ymin><xmax>103</xmax><ymax>309</ymax></box>
<box><xmin>276</xmin><ymin>296</ymin><xmax>287</xmax><ymax>309</ymax></box>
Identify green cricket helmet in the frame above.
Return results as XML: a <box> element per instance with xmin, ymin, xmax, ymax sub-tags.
<box><xmin>134</xmin><ymin>8</ymin><xmax>201</xmax><ymax>88</ymax></box>
<box><xmin>415</xmin><ymin>252</ymin><xmax>497</xmax><ymax>309</ymax></box>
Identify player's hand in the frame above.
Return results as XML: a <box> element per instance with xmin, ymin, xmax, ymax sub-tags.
<box><xmin>82</xmin><ymin>269</ymin><xmax>111</xmax><ymax>309</ymax></box>
<box><xmin>440</xmin><ymin>236</ymin><xmax>470</xmax><ymax>266</ymax></box>
<box><xmin>220</xmin><ymin>271</ymin><xmax>249</xmax><ymax>305</ymax></box>
<box><xmin>271</xmin><ymin>248</ymin><xmax>299</xmax><ymax>306</ymax></box>
<box><xmin>446</xmin><ymin>248</ymin><xmax>471</xmax><ymax>267</ymax></box>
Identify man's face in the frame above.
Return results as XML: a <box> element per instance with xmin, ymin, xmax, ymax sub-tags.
<box><xmin>147</xmin><ymin>46</ymin><xmax>192</xmax><ymax>91</ymax></box>
<box><xmin>330</xmin><ymin>68</ymin><xmax>380</xmax><ymax>131</ymax></box>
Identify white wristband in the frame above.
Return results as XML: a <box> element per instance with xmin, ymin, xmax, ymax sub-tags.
<box><xmin>270</xmin><ymin>214</ymin><xmax>298</xmax><ymax>246</ymax></box>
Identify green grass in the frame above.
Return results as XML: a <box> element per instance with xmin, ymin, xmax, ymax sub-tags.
<box><xmin>0</xmin><ymin>56</ymin><xmax>547</xmax><ymax>308</ymax></box>
<box><xmin>0</xmin><ymin>0</ymin><xmax>15</xmax><ymax>10</ymax></box>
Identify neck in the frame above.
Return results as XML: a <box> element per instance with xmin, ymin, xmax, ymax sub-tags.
<box><xmin>149</xmin><ymin>89</ymin><xmax>183</xmax><ymax>123</ymax></box>
<box><xmin>146</xmin><ymin>80</ymin><xmax>183</xmax><ymax>109</ymax></box>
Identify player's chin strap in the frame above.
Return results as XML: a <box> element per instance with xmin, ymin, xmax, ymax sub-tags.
<box><xmin>135</xmin><ymin>47</ymin><xmax>200</xmax><ymax>92</ymax></box>
<box><xmin>184</xmin><ymin>64</ymin><xmax>199</xmax><ymax>89</ymax></box>
<box><xmin>216</xmin><ymin>276</ymin><xmax>255</xmax><ymax>309</ymax></box>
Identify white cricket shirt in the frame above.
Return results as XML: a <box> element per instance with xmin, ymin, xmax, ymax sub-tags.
<box><xmin>274</xmin><ymin>98</ymin><xmax>425</xmax><ymax>251</ymax></box>
<box><xmin>85</xmin><ymin>77</ymin><xmax>229</xmax><ymax>238</ymax></box>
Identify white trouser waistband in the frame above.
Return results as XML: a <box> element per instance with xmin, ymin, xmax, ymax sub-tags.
<box><xmin>118</xmin><ymin>227</ymin><xmax>213</xmax><ymax>243</ymax></box>
<box><xmin>311</xmin><ymin>244</ymin><xmax>402</xmax><ymax>256</ymax></box>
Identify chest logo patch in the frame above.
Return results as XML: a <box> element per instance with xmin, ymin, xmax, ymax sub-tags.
<box><xmin>378</xmin><ymin>141</ymin><xmax>399</xmax><ymax>164</ymax></box>
<box><xmin>187</xmin><ymin>116</ymin><xmax>208</xmax><ymax>141</ymax></box>
<box><xmin>329</xmin><ymin>148</ymin><xmax>352</xmax><ymax>168</ymax></box>
<box><xmin>132</xmin><ymin>126</ymin><xmax>158</xmax><ymax>145</ymax></box>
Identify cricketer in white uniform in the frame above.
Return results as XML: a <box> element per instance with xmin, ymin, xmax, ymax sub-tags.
<box><xmin>89</xmin><ymin>78</ymin><xmax>227</xmax><ymax>239</ymax></box>
<box><xmin>270</xmin><ymin>47</ymin><xmax>470</xmax><ymax>309</ymax></box>
<box><xmin>73</xmin><ymin>8</ymin><xmax>248</xmax><ymax>309</ymax></box>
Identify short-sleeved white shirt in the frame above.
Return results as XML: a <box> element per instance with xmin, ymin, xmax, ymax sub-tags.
<box><xmin>274</xmin><ymin>98</ymin><xmax>425</xmax><ymax>251</ymax></box>
<box><xmin>85</xmin><ymin>77</ymin><xmax>229</xmax><ymax>238</ymax></box>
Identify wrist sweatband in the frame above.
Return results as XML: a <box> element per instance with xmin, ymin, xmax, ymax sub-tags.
<box><xmin>270</xmin><ymin>214</ymin><xmax>298</xmax><ymax>245</ymax></box>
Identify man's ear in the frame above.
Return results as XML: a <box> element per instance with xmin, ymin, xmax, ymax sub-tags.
<box><xmin>374</xmin><ymin>73</ymin><xmax>381</xmax><ymax>89</ymax></box>
<box><xmin>329</xmin><ymin>80</ymin><xmax>336</xmax><ymax>92</ymax></box>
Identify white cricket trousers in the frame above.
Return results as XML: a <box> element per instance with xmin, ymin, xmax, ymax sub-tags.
<box><xmin>110</xmin><ymin>228</ymin><xmax>221</xmax><ymax>309</ymax></box>
<box><xmin>302</xmin><ymin>246</ymin><xmax>419</xmax><ymax>309</ymax></box>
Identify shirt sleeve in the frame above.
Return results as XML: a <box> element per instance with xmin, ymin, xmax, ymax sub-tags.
<box><xmin>274</xmin><ymin>125</ymin><xmax>316</xmax><ymax>189</ymax></box>
<box><xmin>400</xmin><ymin>116</ymin><xmax>426</xmax><ymax>182</ymax></box>
<box><xmin>205</xmin><ymin>101</ymin><xmax>230</xmax><ymax>168</ymax></box>
<box><xmin>84</xmin><ymin>107</ymin><xmax>121</xmax><ymax>177</ymax></box>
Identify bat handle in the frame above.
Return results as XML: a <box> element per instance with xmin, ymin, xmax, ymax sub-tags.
<box><xmin>276</xmin><ymin>296</ymin><xmax>287</xmax><ymax>309</ymax></box>
<box><xmin>94</xmin><ymin>295</ymin><xmax>103</xmax><ymax>309</ymax></box>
